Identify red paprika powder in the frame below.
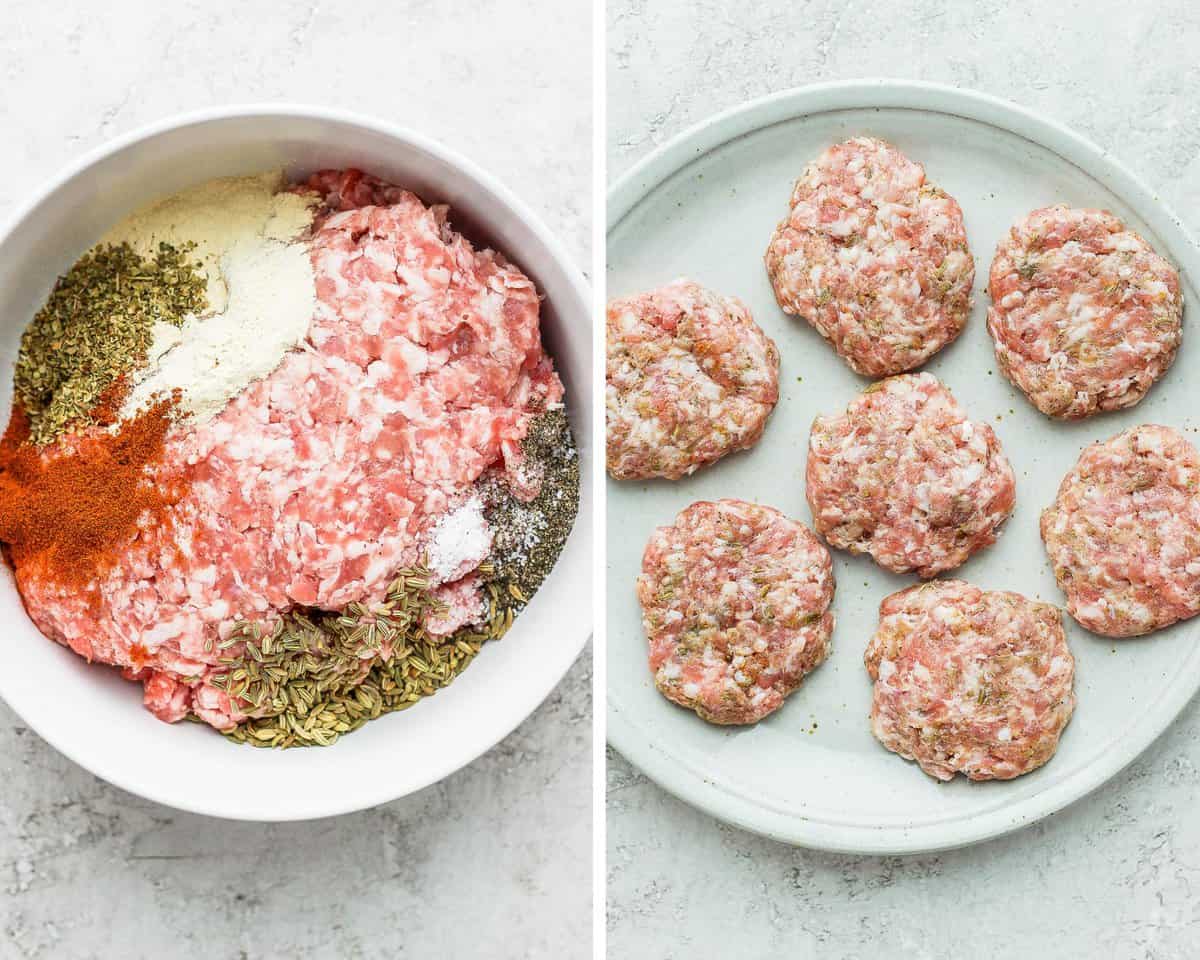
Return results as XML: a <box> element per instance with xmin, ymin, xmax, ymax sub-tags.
<box><xmin>0</xmin><ymin>397</ymin><xmax>186</xmax><ymax>591</ymax></box>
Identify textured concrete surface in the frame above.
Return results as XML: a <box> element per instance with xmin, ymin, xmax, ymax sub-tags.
<box><xmin>608</xmin><ymin>1</ymin><xmax>1200</xmax><ymax>957</ymax></box>
<box><xmin>0</xmin><ymin>2</ymin><xmax>591</xmax><ymax>959</ymax></box>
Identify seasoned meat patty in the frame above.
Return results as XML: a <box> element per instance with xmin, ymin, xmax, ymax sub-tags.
<box><xmin>1041</xmin><ymin>424</ymin><xmax>1200</xmax><ymax>637</ymax></box>
<box><xmin>865</xmin><ymin>579</ymin><xmax>1076</xmax><ymax>782</ymax></box>
<box><xmin>806</xmin><ymin>373</ymin><xmax>1015</xmax><ymax>578</ymax></box>
<box><xmin>636</xmin><ymin>499</ymin><xmax>834</xmax><ymax>724</ymax></box>
<box><xmin>765</xmin><ymin>136</ymin><xmax>974</xmax><ymax>377</ymax></box>
<box><xmin>987</xmin><ymin>205</ymin><xmax>1182</xmax><ymax>419</ymax></box>
<box><xmin>606</xmin><ymin>280</ymin><xmax>779</xmax><ymax>480</ymax></box>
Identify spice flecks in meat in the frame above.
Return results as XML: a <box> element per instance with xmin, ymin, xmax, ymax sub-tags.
<box><xmin>636</xmin><ymin>499</ymin><xmax>835</xmax><ymax>725</ymax></box>
<box><xmin>806</xmin><ymin>373</ymin><xmax>1015</xmax><ymax>578</ymax></box>
<box><xmin>606</xmin><ymin>279</ymin><xmax>779</xmax><ymax>480</ymax></box>
<box><xmin>11</xmin><ymin>170</ymin><xmax>563</xmax><ymax>732</ymax></box>
<box><xmin>1041</xmin><ymin>424</ymin><xmax>1200</xmax><ymax>637</ymax></box>
<box><xmin>987</xmin><ymin>205</ymin><xmax>1182</xmax><ymax>419</ymax></box>
<box><xmin>765</xmin><ymin>137</ymin><xmax>974</xmax><ymax>377</ymax></box>
<box><xmin>866</xmin><ymin>579</ymin><xmax>1075</xmax><ymax>782</ymax></box>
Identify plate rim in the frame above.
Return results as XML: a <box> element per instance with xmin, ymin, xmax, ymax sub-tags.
<box><xmin>605</xmin><ymin>78</ymin><xmax>1200</xmax><ymax>854</ymax></box>
<box><xmin>0</xmin><ymin>104</ymin><xmax>593</xmax><ymax>822</ymax></box>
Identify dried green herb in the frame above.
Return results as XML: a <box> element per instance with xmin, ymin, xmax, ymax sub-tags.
<box><xmin>1016</xmin><ymin>258</ymin><xmax>1039</xmax><ymax>281</ymax></box>
<box><xmin>15</xmin><ymin>241</ymin><xmax>206</xmax><ymax>444</ymax></box>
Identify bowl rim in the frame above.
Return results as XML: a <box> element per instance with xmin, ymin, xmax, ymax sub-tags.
<box><xmin>0</xmin><ymin>103</ymin><xmax>593</xmax><ymax>821</ymax></box>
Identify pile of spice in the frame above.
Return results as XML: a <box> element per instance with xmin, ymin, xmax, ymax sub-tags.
<box><xmin>0</xmin><ymin>239</ymin><xmax>206</xmax><ymax>592</ymax></box>
<box><xmin>0</xmin><ymin>168</ymin><xmax>579</xmax><ymax>748</ymax></box>
<box><xmin>100</xmin><ymin>171</ymin><xmax>318</xmax><ymax>422</ymax></box>
<box><xmin>481</xmin><ymin>408</ymin><xmax>581</xmax><ymax>622</ymax></box>
<box><xmin>0</xmin><ymin>399</ymin><xmax>183</xmax><ymax>593</ymax></box>
<box><xmin>221</xmin><ymin>568</ymin><xmax>486</xmax><ymax>747</ymax></box>
<box><xmin>14</xmin><ymin>241</ymin><xmax>206</xmax><ymax>445</ymax></box>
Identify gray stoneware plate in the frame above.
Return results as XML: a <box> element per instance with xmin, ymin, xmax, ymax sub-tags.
<box><xmin>606</xmin><ymin>80</ymin><xmax>1200</xmax><ymax>854</ymax></box>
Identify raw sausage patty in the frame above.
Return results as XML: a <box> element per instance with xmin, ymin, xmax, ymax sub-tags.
<box><xmin>636</xmin><ymin>499</ymin><xmax>834</xmax><ymax>724</ymax></box>
<box><xmin>765</xmin><ymin>137</ymin><xmax>974</xmax><ymax>377</ymax></box>
<box><xmin>806</xmin><ymin>373</ymin><xmax>1015</xmax><ymax>578</ymax></box>
<box><xmin>865</xmin><ymin>579</ymin><xmax>1076</xmax><ymax>782</ymax></box>
<box><xmin>988</xmin><ymin>205</ymin><xmax>1182</xmax><ymax>419</ymax></box>
<box><xmin>606</xmin><ymin>279</ymin><xmax>779</xmax><ymax>480</ymax></box>
<box><xmin>1041</xmin><ymin>424</ymin><xmax>1200</xmax><ymax>637</ymax></box>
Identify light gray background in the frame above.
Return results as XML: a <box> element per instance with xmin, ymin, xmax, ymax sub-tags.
<box><xmin>608</xmin><ymin>1</ymin><xmax>1200</xmax><ymax>957</ymax></box>
<box><xmin>0</xmin><ymin>2</ymin><xmax>591</xmax><ymax>959</ymax></box>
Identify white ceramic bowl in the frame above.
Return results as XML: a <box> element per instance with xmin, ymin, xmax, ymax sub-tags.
<box><xmin>0</xmin><ymin>105</ymin><xmax>592</xmax><ymax>820</ymax></box>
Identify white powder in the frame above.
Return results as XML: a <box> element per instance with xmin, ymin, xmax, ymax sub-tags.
<box><xmin>428</xmin><ymin>497</ymin><xmax>492</xmax><ymax>583</ymax></box>
<box><xmin>101</xmin><ymin>171</ymin><xmax>317</xmax><ymax>422</ymax></box>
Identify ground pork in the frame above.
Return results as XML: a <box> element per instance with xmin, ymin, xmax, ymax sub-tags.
<box><xmin>865</xmin><ymin>579</ymin><xmax>1075</xmax><ymax>781</ymax></box>
<box><xmin>636</xmin><ymin>498</ymin><xmax>834</xmax><ymax>725</ymax></box>
<box><xmin>15</xmin><ymin>170</ymin><xmax>562</xmax><ymax>730</ymax></box>
<box><xmin>765</xmin><ymin>137</ymin><xmax>973</xmax><ymax>377</ymax></box>
<box><xmin>1041</xmin><ymin>424</ymin><xmax>1200</xmax><ymax>637</ymax></box>
<box><xmin>806</xmin><ymin>373</ymin><xmax>1015</xmax><ymax>578</ymax></box>
<box><xmin>987</xmin><ymin>205</ymin><xmax>1182</xmax><ymax>419</ymax></box>
<box><xmin>606</xmin><ymin>279</ymin><xmax>779</xmax><ymax>480</ymax></box>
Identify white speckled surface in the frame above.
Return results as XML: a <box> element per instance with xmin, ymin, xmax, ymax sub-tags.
<box><xmin>608</xmin><ymin>1</ymin><xmax>1200</xmax><ymax>955</ymax></box>
<box><xmin>0</xmin><ymin>3</ymin><xmax>591</xmax><ymax>958</ymax></box>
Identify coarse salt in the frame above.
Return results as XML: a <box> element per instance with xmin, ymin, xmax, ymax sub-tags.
<box><xmin>427</xmin><ymin>496</ymin><xmax>492</xmax><ymax>584</ymax></box>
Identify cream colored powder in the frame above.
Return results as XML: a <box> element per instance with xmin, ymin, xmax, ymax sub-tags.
<box><xmin>102</xmin><ymin>171</ymin><xmax>317</xmax><ymax>422</ymax></box>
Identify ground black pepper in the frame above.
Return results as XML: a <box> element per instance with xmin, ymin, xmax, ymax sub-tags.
<box><xmin>482</xmin><ymin>408</ymin><xmax>580</xmax><ymax>615</ymax></box>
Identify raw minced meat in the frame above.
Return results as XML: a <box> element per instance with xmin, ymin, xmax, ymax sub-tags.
<box><xmin>1041</xmin><ymin>424</ymin><xmax>1200</xmax><ymax>637</ymax></box>
<box><xmin>806</xmin><ymin>373</ymin><xmax>1015</xmax><ymax>578</ymax></box>
<box><xmin>865</xmin><ymin>579</ymin><xmax>1076</xmax><ymax>782</ymax></box>
<box><xmin>765</xmin><ymin>137</ymin><xmax>974</xmax><ymax>377</ymax></box>
<box><xmin>636</xmin><ymin>499</ymin><xmax>834</xmax><ymax>725</ymax></box>
<box><xmin>16</xmin><ymin>170</ymin><xmax>562</xmax><ymax>730</ymax></box>
<box><xmin>988</xmin><ymin>205</ymin><xmax>1182</xmax><ymax>419</ymax></box>
<box><xmin>606</xmin><ymin>279</ymin><xmax>780</xmax><ymax>480</ymax></box>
